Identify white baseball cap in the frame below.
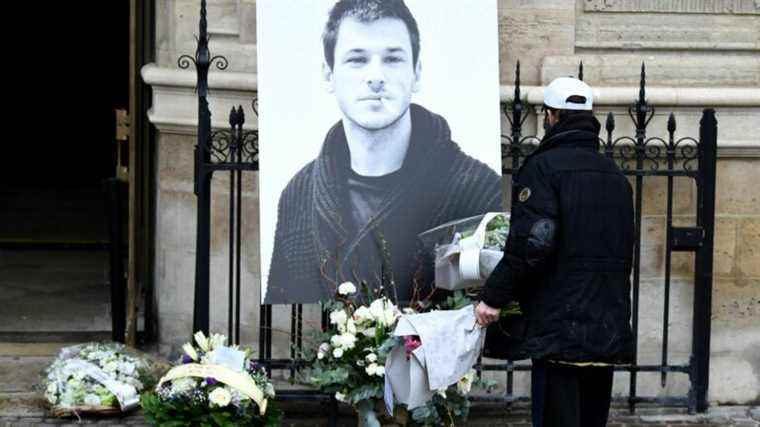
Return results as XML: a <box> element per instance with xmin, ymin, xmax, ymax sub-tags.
<box><xmin>543</xmin><ymin>77</ymin><xmax>593</xmax><ymax>111</ymax></box>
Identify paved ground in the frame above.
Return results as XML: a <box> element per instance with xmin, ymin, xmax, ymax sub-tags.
<box><xmin>1</xmin><ymin>404</ymin><xmax>760</xmax><ymax>426</ymax></box>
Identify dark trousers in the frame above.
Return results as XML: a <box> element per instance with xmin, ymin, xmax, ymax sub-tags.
<box><xmin>531</xmin><ymin>359</ymin><xmax>614</xmax><ymax>427</ymax></box>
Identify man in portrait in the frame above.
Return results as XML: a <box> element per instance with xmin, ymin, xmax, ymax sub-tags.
<box><xmin>264</xmin><ymin>0</ymin><xmax>501</xmax><ymax>304</ymax></box>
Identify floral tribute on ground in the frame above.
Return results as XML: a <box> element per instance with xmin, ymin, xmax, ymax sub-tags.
<box><xmin>300</xmin><ymin>281</ymin><xmax>495</xmax><ymax>426</ymax></box>
<box><xmin>42</xmin><ymin>342</ymin><xmax>158</xmax><ymax>417</ymax></box>
<box><xmin>141</xmin><ymin>331</ymin><xmax>281</xmax><ymax>427</ymax></box>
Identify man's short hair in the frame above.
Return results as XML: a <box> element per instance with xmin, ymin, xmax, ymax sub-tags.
<box><xmin>322</xmin><ymin>0</ymin><xmax>421</xmax><ymax>70</ymax></box>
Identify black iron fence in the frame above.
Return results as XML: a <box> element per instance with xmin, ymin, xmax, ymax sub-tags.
<box><xmin>182</xmin><ymin>0</ymin><xmax>716</xmax><ymax>417</ymax></box>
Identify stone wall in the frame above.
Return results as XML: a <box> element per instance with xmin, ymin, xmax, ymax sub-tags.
<box><xmin>143</xmin><ymin>0</ymin><xmax>760</xmax><ymax>404</ymax></box>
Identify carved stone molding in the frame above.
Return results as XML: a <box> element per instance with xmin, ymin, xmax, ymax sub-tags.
<box><xmin>584</xmin><ymin>0</ymin><xmax>760</xmax><ymax>15</ymax></box>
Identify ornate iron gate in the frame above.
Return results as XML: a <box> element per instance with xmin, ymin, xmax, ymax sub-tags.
<box><xmin>183</xmin><ymin>0</ymin><xmax>716</xmax><ymax>417</ymax></box>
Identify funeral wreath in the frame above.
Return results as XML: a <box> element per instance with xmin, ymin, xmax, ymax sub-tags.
<box><xmin>141</xmin><ymin>331</ymin><xmax>281</xmax><ymax>427</ymax></box>
<box><xmin>42</xmin><ymin>342</ymin><xmax>157</xmax><ymax>417</ymax></box>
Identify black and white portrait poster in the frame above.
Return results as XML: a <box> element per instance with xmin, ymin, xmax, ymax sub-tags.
<box><xmin>257</xmin><ymin>0</ymin><xmax>502</xmax><ymax>304</ymax></box>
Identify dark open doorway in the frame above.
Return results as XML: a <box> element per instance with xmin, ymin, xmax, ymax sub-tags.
<box><xmin>0</xmin><ymin>1</ymin><xmax>143</xmax><ymax>342</ymax></box>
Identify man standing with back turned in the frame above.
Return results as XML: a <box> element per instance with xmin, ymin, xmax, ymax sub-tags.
<box><xmin>475</xmin><ymin>77</ymin><xmax>635</xmax><ymax>427</ymax></box>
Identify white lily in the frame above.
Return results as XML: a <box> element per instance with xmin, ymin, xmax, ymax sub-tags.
<box><xmin>182</xmin><ymin>343</ymin><xmax>199</xmax><ymax>361</ymax></box>
<box><xmin>194</xmin><ymin>331</ymin><xmax>210</xmax><ymax>351</ymax></box>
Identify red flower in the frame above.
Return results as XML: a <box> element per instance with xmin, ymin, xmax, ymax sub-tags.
<box><xmin>403</xmin><ymin>335</ymin><xmax>422</xmax><ymax>360</ymax></box>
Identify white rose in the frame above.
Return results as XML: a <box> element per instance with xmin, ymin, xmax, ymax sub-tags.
<box><xmin>375</xmin><ymin>366</ymin><xmax>385</xmax><ymax>377</ymax></box>
<box><xmin>333</xmin><ymin>348</ymin><xmax>344</xmax><ymax>358</ymax></box>
<box><xmin>338</xmin><ymin>281</ymin><xmax>357</xmax><ymax>295</ymax></box>
<box><xmin>182</xmin><ymin>343</ymin><xmax>199</xmax><ymax>361</ymax></box>
<box><xmin>365</xmin><ymin>353</ymin><xmax>377</xmax><ymax>363</ymax></box>
<box><xmin>365</xmin><ymin>363</ymin><xmax>378</xmax><ymax>376</ymax></box>
<box><xmin>84</xmin><ymin>394</ymin><xmax>101</xmax><ymax>406</ymax></box>
<box><xmin>330</xmin><ymin>335</ymin><xmax>341</xmax><ymax>347</ymax></box>
<box><xmin>353</xmin><ymin>306</ymin><xmax>373</xmax><ymax>324</ymax></box>
<box><xmin>317</xmin><ymin>351</ymin><xmax>325</xmax><ymax>360</ymax></box>
<box><xmin>329</xmin><ymin>309</ymin><xmax>348</xmax><ymax>327</ymax></box>
<box><xmin>194</xmin><ymin>331</ymin><xmax>210</xmax><ymax>351</ymax></box>
<box><xmin>209</xmin><ymin>387</ymin><xmax>232</xmax><ymax>407</ymax></box>
<box><xmin>338</xmin><ymin>333</ymin><xmax>357</xmax><ymax>350</ymax></box>
<box><xmin>335</xmin><ymin>391</ymin><xmax>347</xmax><ymax>402</ymax></box>
<box><xmin>344</xmin><ymin>319</ymin><xmax>357</xmax><ymax>335</ymax></box>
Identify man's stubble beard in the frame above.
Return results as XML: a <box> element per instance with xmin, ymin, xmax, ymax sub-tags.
<box><xmin>345</xmin><ymin>102</ymin><xmax>412</xmax><ymax>134</ymax></box>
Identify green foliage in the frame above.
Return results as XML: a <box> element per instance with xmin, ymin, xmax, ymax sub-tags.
<box><xmin>140</xmin><ymin>392</ymin><xmax>282</xmax><ymax>427</ymax></box>
<box><xmin>439</xmin><ymin>290</ymin><xmax>473</xmax><ymax>310</ymax></box>
<box><xmin>308</xmin><ymin>365</ymin><xmax>350</xmax><ymax>389</ymax></box>
<box><xmin>406</xmin><ymin>387</ymin><xmax>471</xmax><ymax>427</ymax></box>
<box><xmin>348</xmin><ymin>383</ymin><xmax>384</xmax><ymax>405</ymax></box>
<box><xmin>438</xmin><ymin>290</ymin><xmax>522</xmax><ymax>317</ymax></box>
<box><xmin>458</xmin><ymin>214</ymin><xmax>510</xmax><ymax>250</ymax></box>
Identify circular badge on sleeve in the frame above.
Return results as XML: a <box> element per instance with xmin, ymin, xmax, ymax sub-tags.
<box><xmin>518</xmin><ymin>187</ymin><xmax>532</xmax><ymax>203</ymax></box>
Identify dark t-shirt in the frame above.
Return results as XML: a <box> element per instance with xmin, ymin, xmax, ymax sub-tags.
<box><xmin>346</xmin><ymin>167</ymin><xmax>404</xmax><ymax>231</ymax></box>
<box><xmin>344</xmin><ymin>167</ymin><xmax>406</xmax><ymax>296</ymax></box>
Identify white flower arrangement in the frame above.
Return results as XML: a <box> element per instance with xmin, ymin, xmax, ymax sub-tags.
<box><xmin>42</xmin><ymin>342</ymin><xmax>154</xmax><ymax>415</ymax></box>
<box><xmin>303</xmin><ymin>281</ymin><xmax>402</xmax><ymax>423</ymax></box>
<box><xmin>304</xmin><ymin>283</ymin><xmax>496</xmax><ymax>426</ymax></box>
<box><xmin>141</xmin><ymin>331</ymin><xmax>282</xmax><ymax>426</ymax></box>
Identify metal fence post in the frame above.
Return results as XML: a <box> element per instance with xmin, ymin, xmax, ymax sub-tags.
<box><xmin>691</xmin><ymin>109</ymin><xmax>717</xmax><ymax>413</ymax></box>
<box><xmin>190</xmin><ymin>0</ymin><xmax>213</xmax><ymax>337</ymax></box>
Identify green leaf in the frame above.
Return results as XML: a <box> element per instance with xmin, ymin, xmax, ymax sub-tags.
<box><xmin>376</xmin><ymin>336</ymin><xmax>401</xmax><ymax>357</ymax></box>
<box><xmin>348</xmin><ymin>384</ymin><xmax>383</xmax><ymax>405</ymax></box>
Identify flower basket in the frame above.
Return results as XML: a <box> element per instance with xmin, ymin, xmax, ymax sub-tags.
<box><xmin>42</xmin><ymin>342</ymin><xmax>161</xmax><ymax>418</ymax></box>
<box><xmin>140</xmin><ymin>331</ymin><xmax>282</xmax><ymax>427</ymax></box>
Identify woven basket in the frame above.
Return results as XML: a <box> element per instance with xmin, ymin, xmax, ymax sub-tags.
<box><xmin>49</xmin><ymin>404</ymin><xmax>127</xmax><ymax>418</ymax></box>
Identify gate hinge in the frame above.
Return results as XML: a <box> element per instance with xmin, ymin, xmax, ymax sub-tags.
<box><xmin>670</xmin><ymin>226</ymin><xmax>704</xmax><ymax>251</ymax></box>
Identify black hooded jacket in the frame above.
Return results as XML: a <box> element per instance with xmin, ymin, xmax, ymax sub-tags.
<box><xmin>481</xmin><ymin>113</ymin><xmax>635</xmax><ymax>363</ymax></box>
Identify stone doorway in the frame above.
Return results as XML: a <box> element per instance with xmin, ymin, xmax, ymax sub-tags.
<box><xmin>0</xmin><ymin>1</ymin><xmax>132</xmax><ymax>342</ymax></box>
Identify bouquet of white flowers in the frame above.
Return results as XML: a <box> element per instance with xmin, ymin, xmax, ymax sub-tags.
<box><xmin>140</xmin><ymin>331</ymin><xmax>281</xmax><ymax>427</ymax></box>
<box><xmin>42</xmin><ymin>342</ymin><xmax>157</xmax><ymax>417</ymax></box>
<box><xmin>302</xmin><ymin>281</ymin><xmax>402</xmax><ymax>426</ymax></box>
<box><xmin>302</xmin><ymin>283</ymin><xmax>499</xmax><ymax>426</ymax></box>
